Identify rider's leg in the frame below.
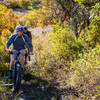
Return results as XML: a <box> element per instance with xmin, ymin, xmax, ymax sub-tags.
<box><xmin>9</xmin><ymin>50</ymin><xmax>18</xmax><ymax>70</ymax></box>
<box><xmin>19</xmin><ymin>49</ymin><xmax>26</xmax><ymax>70</ymax></box>
<box><xmin>8</xmin><ymin>54</ymin><xmax>16</xmax><ymax>79</ymax></box>
<box><xmin>9</xmin><ymin>58</ymin><xmax>15</xmax><ymax>70</ymax></box>
<box><xmin>25</xmin><ymin>53</ymin><xmax>28</xmax><ymax>64</ymax></box>
<box><xmin>19</xmin><ymin>54</ymin><xmax>25</xmax><ymax>70</ymax></box>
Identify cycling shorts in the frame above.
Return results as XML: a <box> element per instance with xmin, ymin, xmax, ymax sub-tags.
<box><xmin>10</xmin><ymin>49</ymin><xmax>26</xmax><ymax>59</ymax></box>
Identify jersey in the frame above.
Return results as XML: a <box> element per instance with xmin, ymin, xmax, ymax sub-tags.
<box><xmin>6</xmin><ymin>33</ymin><xmax>33</xmax><ymax>52</ymax></box>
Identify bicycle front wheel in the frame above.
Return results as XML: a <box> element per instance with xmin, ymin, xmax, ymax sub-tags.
<box><xmin>13</xmin><ymin>63</ymin><xmax>21</xmax><ymax>93</ymax></box>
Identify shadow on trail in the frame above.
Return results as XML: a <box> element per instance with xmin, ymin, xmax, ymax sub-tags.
<box><xmin>0</xmin><ymin>72</ymin><xmax>80</xmax><ymax>100</ymax></box>
<box><xmin>19</xmin><ymin>72</ymin><xmax>79</xmax><ymax>100</ymax></box>
<box><xmin>18</xmin><ymin>72</ymin><xmax>61</xmax><ymax>100</ymax></box>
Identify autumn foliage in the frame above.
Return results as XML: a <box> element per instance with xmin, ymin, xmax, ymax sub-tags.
<box><xmin>0</xmin><ymin>3</ymin><xmax>19</xmax><ymax>70</ymax></box>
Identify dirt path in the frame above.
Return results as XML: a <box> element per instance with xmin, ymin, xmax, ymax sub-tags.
<box><xmin>0</xmin><ymin>70</ymin><xmax>80</xmax><ymax>100</ymax></box>
<box><xmin>9</xmin><ymin>11</ymin><xmax>80</xmax><ymax>100</ymax></box>
<box><xmin>7</xmin><ymin>70</ymin><xmax>80</xmax><ymax>100</ymax></box>
<box><xmin>14</xmin><ymin>72</ymin><xmax>60</xmax><ymax>100</ymax></box>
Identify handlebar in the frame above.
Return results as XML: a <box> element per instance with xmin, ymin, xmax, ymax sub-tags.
<box><xmin>6</xmin><ymin>49</ymin><xmax>33</xmax><ymax>55</ymax></box>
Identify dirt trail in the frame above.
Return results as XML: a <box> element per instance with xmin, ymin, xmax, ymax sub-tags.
<box><xmin>11</xmin><ymin>11</ymin><xmax>54</xmax><ymax>100</ymax></box>
<box><xmin>11</xmin><ymin>71</ymin><xmax>80</xmax><ymax>100</ymax></box>
<box><xmin>10</xmin><ymin>11</ymin><xmax>81</xmax><ymax>100</ymax></box>
<box><xmin>13</xmin><ymin>72</ymin><xmax>60</xmax><ymax>100</ymax></box>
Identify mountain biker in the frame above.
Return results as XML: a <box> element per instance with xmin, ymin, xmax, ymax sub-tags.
<box><xmin>23</xmin><ymin>25</ymin><xmax>32</xmax><ymax>63</ymax></box>
<box><xmin>23</xmin><ymin>25</ymin><xmax>32</xmax><ymax>42</ymax></box>
<box><xmin>5</xmin><ymin>25</ymin><xmax>33</xmax><ymax>79</ymax></box>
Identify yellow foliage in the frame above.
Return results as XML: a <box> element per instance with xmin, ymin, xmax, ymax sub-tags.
<box><xmin>0</xmin><ymin>3</ymin><xmax>19</xmax><ymax>34</ymax></box>
<box><xmin>20</xmin><ymin>6</ymin><xmax>53</xmax><ymax>27</ymax></box>
<box><xmin>0</xmin><ymin>3</ymin><xmax>19</xmax><ymax>71</ymax></box>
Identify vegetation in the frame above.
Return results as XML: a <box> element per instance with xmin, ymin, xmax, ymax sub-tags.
<box><xmin>3</xmin><ymin>0</ymin><xmax>41</xmax><ymax>10</ymax></box>
<box><xmin>0</xmin><ymin>0</ymin><xmax>100</xmax><ymax>99</ymax></box>
<box><xmin>31</xmin><ymin>0</ymin><xmax>100</xmax><ymax>99</ymax></box>
<box><xmin>20</xmin><ymin>7</ymin><xmax>54</xmax><ymax>27</ymax></box>
<box><xmin>32</xmin><ymin>25</ymin><xmax>100</xmax><ymax>99</ymax></box>
<box><xmin>0</xmin><ymin>3</ymin><xmax>19</xmax><ymax>70</ymax></box>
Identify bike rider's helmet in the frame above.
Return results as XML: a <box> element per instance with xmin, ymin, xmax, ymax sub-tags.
<box><xmin>16</xmin><ymin>25</ymin><xmax>24</xmax><ymax>31</ymax></box>
<box><xmin>23</xmin><ymin>25</ymin><xmax>28</xmax><ymax>30</ymax></box>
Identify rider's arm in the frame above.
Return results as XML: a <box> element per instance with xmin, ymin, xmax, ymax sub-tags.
<box><xmin>24</xmin><ymin>34</ymin><xmax>33</xmax><ymax>53</ymax></box>
<box><xmin>5</xmin><ymin>34</ymin><xmax>16</xmax><ymax>50</ymax></box>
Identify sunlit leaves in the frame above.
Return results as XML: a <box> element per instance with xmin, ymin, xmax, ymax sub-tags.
<box><xmin>0</xmin><ymin>4</ymin><xmax>19</xmax><ymax>34</ymax></box>
<box><xmin>0</xmin><ymin>4</ymin><xmax>19</xmax><ymax>70</ymax></box>
<box><xmin>20</xmin><ymin>6</ymin><xmax>53</xmax><ymax>27</ymax></box>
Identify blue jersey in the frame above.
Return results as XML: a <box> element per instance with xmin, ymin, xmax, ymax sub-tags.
<box><xmin>6</xmin><ymin>33</ymin><xmax>33</xmax><ymax>52</ymax></box>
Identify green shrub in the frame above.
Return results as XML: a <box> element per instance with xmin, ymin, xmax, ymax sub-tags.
<box><xmin>4</xmin><ymin>0</ymin><xmax>32</xmax><ymax>9</ymax></box>
<box><xmin>49</xmin><ymin>24</ymin><xmax>86</xmax><ymax>65</ymax></box>
<box><xmin>20</xmin><ymin>6</ymin><xmax>54</xmax><ymax>27</ymax></box>
<box><xmin>32</xmin><ymin>23</ymin><xmax>100</xmax><ymax>99</ymax></box>
<box><xmin>69</xmin><ymin>46</ymin><xmax>100</xmax><ymax>99</ymax></box>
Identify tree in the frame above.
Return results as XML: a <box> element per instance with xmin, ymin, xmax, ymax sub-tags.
<box><xmin>40</xmin><ymin>0</ymin><xmax>91</xmax><ymax>38</ymax></box>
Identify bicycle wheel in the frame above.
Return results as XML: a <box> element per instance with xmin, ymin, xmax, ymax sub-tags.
<box><xmin>16</xmin><ymin>63</ymin><xmax>21</xmax><ymax>89</ymax></box>
<box><xmin>13</xmin><ymin>63</ymin><xmax>21</xmax><ymax>93</ymax></box>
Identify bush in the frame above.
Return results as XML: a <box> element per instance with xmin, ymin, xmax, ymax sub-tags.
<box><xmin>20</xmin><ymin>10</ymin><xmax>38</xmax><ymax>27</ymax></box>
<box><xmin>4</xmin><ymin>0</ymin><xmax>32</xmax><ymax>9</ymax></box>
<box><xmin>32</xmin><ymin>22</ymin><xmax>100</xmax><ymax>99</ymax></box>
<box><xmin>0</xmin><ymin>3</ymin><xmax>19</xmax><ymax>71</ymax></box>
<box><xmin>49</xmin><ymin>24</ymin><xmax>86</xmax><ymax>66</ymax></box>
<box><xmin>69</xmin><ymin>46</ymin><xmax>100</xmax><ymax>99</ymax></box>
<box><xmin>20</xmin><ymin>6</ymin><xmax>55</xmax><ymax>27</ymax></box>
